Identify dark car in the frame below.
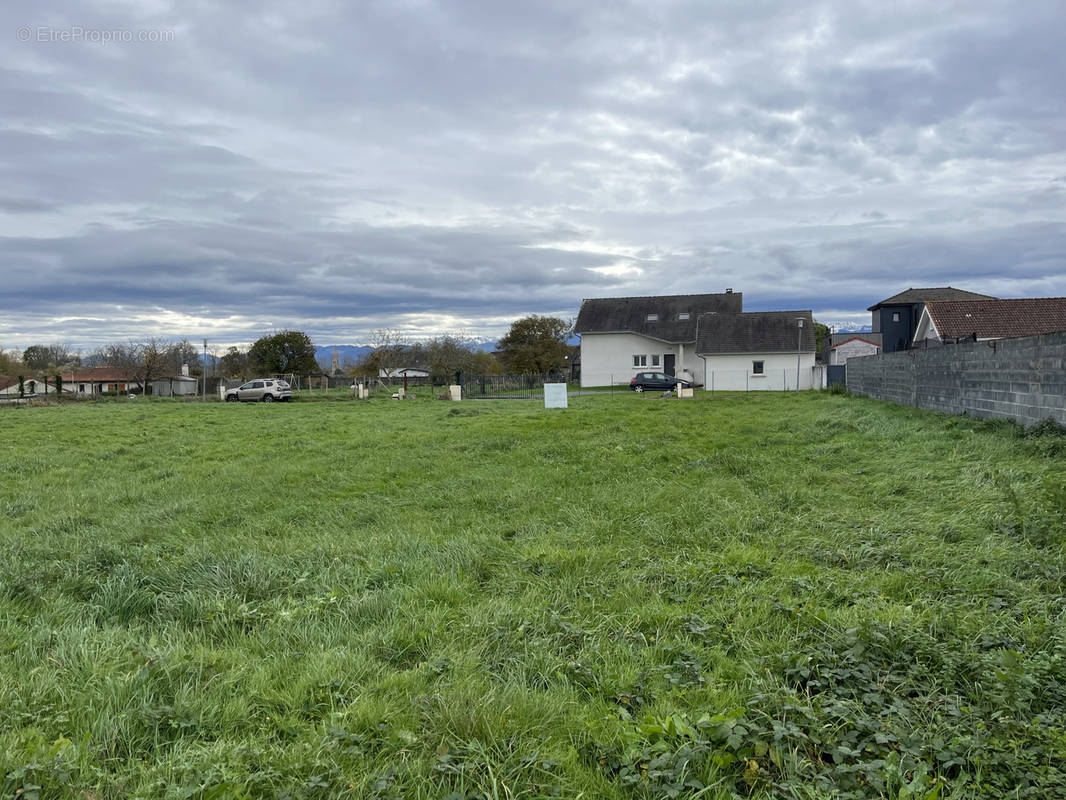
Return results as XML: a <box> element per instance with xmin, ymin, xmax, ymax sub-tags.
<box><xmin>629</xmin><ymin>372</ymin><xmax>692</xmax><ymax>392</ymax></box>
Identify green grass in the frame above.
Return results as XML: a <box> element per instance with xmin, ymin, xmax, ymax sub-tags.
<box><xmin>1</xmin><ymin>393</ymin><xmax>1064</xmax><ymax>799</ymax></box>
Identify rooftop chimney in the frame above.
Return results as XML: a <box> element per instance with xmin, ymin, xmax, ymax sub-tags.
<box><xmin>181</xmin><ymin>363</ymin><xmax>189</xmax><ymax>376</ymax></box>
<box><xmin>725</xmin><ymin>288</ymin><xmax>733</xmax><ymax>294</ymax></box>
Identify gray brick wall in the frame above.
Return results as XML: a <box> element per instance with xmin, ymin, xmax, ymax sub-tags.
<box><xmin>846</xmin><ymin>331</ymin><xmax>1066</xmax><ymax>426</ymax></box>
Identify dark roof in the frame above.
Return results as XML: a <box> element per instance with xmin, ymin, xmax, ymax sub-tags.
<box><xmin>696</xmin><ymin>311</ymin><xmax>815</xmax><ymax>355</ymax></box>
<box><xmin>868</xmin><ymin>287</ymin><xmax>994</xmax><ymax>311</ymax></box>
<box><xmin>575</xmin><ymin>292</ymin><xmax>742</xmax><ymax>342</ymax></box>
<box><xmin>925</xmin><ymin>298</ymin><xmax>1066</xmax><ymax>340</ymax></box>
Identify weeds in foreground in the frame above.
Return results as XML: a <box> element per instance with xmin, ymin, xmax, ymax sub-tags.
<box><xmin>1</xmin><ymin>393</ymin><xmax>1064</xmax><ymax>798</ymax></box>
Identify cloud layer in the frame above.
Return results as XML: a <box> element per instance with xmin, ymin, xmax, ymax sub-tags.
<box><xmin>2</xmin><ymin>0</ymin><xmax>1064</xmax><ymax>350</ymax></box>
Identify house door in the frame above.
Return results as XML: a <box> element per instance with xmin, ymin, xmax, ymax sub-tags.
<box><xmin>664</xmin><ymin>354</ymin><xmax>676</xmax><ymax>377</ymax></box>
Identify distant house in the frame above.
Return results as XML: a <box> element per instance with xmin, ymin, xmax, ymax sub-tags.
<box><xmin>574</xmin><ymin>291</ymin><xmax>743</xmax><ymax>387</ymax></box>
<box><xmin>696</xmin><ymin>310</ymin><xmax>818</xmax><ymax>390</ymax></box>
<box><xmin>827</xmin><ymin>333</ymin><xmax>882</xmax><ymax>365</ymax></box>
<box><xmin>914</xmin><ymin>297</ymin><xmax>1066</xmax><ymax>345</ymax></box>
<box><xmin>869</xmin><ymin>287</ymin><xmax>994</xmax><ymax>353</ymax></box>
<box><xmin>65</xmin><ymin>367</ymin><xmax>137</xmax><ymax>395</ymax></box>
<box><xmin>62</xmin><ymin>366</ymin><xmax>199</xmax><ymax>396</ymax></box>
<box><xmin>380</xmin><ymin>367</ymin><xmax>431</xmax><ymax>379</ymax></box>
<box><xmin>0</xmin><ymin>376</ymin><xmax>70</xmax><ymax>396</ymax></box>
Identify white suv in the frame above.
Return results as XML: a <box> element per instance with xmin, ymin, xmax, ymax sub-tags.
<box><xmin>225</xmin><ymin>379</ymin><xmax>293</xmax><ymax>403</ymax></box>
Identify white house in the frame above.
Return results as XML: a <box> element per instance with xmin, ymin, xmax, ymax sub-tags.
<box><xmin>696</xmin><ymin>310</ymin><xmax>819</xmax><ymax>390</ymax></box>
<box><xmin>575</xmin><ymin>291</ymin><xmax>743</xmax><ymax>387</ymax></box>
<box><xmin>64</xmin><ymin>367</ymin><xmax>138</xmax><ymax>395</ymax></box>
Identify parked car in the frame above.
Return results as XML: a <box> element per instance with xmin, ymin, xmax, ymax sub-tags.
<box><xmin>629</xmin><ymin>372</ymin><xmax>692</xmax><ymax>393</ymax></box>
<box><xmin>225</xmin><ymin>378</ymin><xmax>292</xmax><ymax>403</ymax></box>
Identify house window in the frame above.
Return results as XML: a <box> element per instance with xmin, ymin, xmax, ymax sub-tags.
<box><xmin>678</xmin><ymin>312</ymin><xmax>690</xmax><ymax>320</ymax></box>
<box><xmin>633</xmin><ymin>355</ymin><xmax>647</xmax><ymax>367</ymax></box>
<box><xmin>646</xmin><ymin>313</ymin><xmax>658</xmax><ymax>322</ymax></box>
<box><xmin>752</xmin><ymin>361</ymin><xmax>765</xmax><ymax>375</ymax></box>
<box><xmin>651</xmin><ymin>354</ymin><xmax>660</xmax><ymax>367</ymax></box>
<box><xmin>892</xmin><ymin>311</ymin><xmax>901</xmax><ymax>323</ymax></box>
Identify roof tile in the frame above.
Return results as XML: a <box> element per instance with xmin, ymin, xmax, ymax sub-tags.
<box><xmin>926</xmin><ymin>298</ymin><xmax>1066</xmax><ymax>340</ymax></box>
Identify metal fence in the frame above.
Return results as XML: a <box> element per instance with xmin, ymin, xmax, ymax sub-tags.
<box><xmin>703</xmin><ymin>367</ymin><xmax>825</xmax><ymax>392</ymax></box>
<box><xmin>460</xmin><ymin>373</ymin><xmax>569</xmax><ymax>399</ymax></box>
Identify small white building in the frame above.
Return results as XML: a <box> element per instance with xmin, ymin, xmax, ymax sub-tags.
<box><xmin>696</xmin><ymin>310</ymin><xmax>819</xmax><ymax>390</ymax></box>
<box><xmin>575</xmin><ymin>291</ymin><xmax>743</xmax><ymax>387</ymax></box>
<box><xmin>828</xmin><ymin>335</ymin><xmax>881</xmax><ymax>365</ymax></box>
<box><xmin>150</xmin><ymin>375</ymin><xmax>199</xmax><ymax>396</ymax></box>
<box><xmin>379</xmin><ymin>367</ymin><xmax>431</xmax><ymax>379</ymax></box>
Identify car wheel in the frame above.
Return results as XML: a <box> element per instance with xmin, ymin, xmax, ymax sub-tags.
<box><xmin>262</xmin><ymin>394</ymin><xmax>274</xmax><ymax>403</ymax></box>
<box><xmin>226</xmin><ymin>394</ymin><xmax>238</xmax><ymax>402</ymax></box>
<box><xmin>633</xmin><ymin>385</ymin><xmax>644</xmax><ymax>393</ymax></box>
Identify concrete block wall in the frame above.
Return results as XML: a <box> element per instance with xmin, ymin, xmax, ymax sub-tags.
<box><xmin>846</xmin><ymin>331</ymin><xmax>1066</xmax><ymax>426</ymax></box>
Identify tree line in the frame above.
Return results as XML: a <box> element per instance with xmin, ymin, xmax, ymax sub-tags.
<box><xmin>1</xmin><ymin>315</ymin><xmax>574</xmax><ymax>386</ymax></box>
<box><xmin>350</xmin><ymin>316</ymin><xmax>572</xmax><ymax>383</ymax></box>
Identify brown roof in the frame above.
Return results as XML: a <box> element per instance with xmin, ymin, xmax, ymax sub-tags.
<box><xmin>575</xmin><ymin>292</ymin><xmax>743</xmax><ymax>342</ymax></box>
<box><xmin>868</xmin><ymin>287</ymin><xmax>994</xmax><ymax>311</ymax></box>
<box><xmin>0</xmin><ymin>377</ymin><xmax>20</xmax><ymax>391</ymax></box>
<box><xmin>925</xmin><ymin>298</ymin><xmax>1066</xmax><ymax>340</ymax></box>
<box><xmin>65</xmin><ymin>366</ymin><xmax>133</xmax><ymax>382</ymax></box>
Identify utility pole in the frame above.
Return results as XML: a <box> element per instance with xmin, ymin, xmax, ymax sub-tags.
<box><xmin>203</xmin><ymin>338</ymin><xmax>208</xmax><ymax>402</ymax></box>
<box><xmin>796</xmin><ymin>318</ymin><xmax>804</xmax><ymax>392</ymax></box>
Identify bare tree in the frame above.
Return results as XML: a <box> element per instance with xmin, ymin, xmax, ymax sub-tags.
<box><xmin>367</xmin><ymin>328</ymin><xmax>410</xmax><ymax>386</ymax></box>
<box><xmin>164</xmin><ymin>339</ymin><xmax>202</xmax><ymax>376</ymax></box>
<box><xmin>96</xmin><ymin>338</ymin><xmax>170</xmax><ymax>395</ymax></box>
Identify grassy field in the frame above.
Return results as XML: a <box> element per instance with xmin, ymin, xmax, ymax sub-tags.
<box><xmin>1</xmin><ymin>393</ymin><xmax>1064</xmax><ymax>799</ymax></box>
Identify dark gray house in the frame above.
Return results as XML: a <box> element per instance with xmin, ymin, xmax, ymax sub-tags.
<box><xmin>868</xmin><ymin>287</ymin><xmax>994</xmax><ymax>352</ymax></box>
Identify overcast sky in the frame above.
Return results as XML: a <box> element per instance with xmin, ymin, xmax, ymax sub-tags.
<box><xmin>2</xmin><ymin>0</ymin><xmax>1064</xmax><ymax>351</ymax></box>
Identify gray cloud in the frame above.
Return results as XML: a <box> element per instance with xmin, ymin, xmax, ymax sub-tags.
<box><xmin>1</xmin><ymin>0</ymin><xmax>1064</xmax><ymax>350</ymax></box>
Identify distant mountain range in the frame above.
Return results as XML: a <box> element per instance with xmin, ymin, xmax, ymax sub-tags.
<box><xmin>313</xmin><ymin>339</ymin><xmax>500</xmax><ymax>370</ymax></box>
<box><xmin>830</xmin><ymin>323</ymin><xmax>873</xmax><ymax>333</ymax></box>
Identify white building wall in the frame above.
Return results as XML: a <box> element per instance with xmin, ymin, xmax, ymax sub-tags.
<box><xmin>579</xmin><ymin>333</ymin><xmax>703</xmax><ymax>388</ymax></box>
<box><xmin>830</xmin><ymin>339</ymin><xmax>880</xmax><ymax>365</ymax></box>
<box><xmin>702</xmin><ymin>353</ymin><xmax>818</xmax><ymax>391</ymax></box>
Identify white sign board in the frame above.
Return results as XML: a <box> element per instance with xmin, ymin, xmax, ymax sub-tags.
<box><xmin>544</xmin><ymin>382</ymin><xmax>568</xmax><ymax>409</ymax></box>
